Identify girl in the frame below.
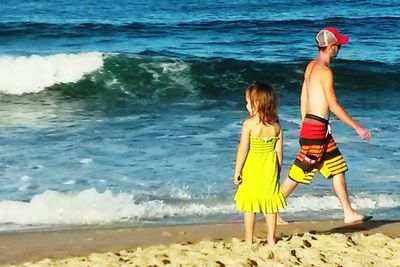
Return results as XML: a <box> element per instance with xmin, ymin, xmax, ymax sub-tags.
<box><xmin>233</xmin><ymin>81</ymin><xmax>286</xmax><ymax>245</ymax></box>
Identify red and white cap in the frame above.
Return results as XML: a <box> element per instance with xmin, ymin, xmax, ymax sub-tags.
<box><xmin>315</xmin><ymin>27</ymin><xmax>349</xmax><ymax>47</ymax></box>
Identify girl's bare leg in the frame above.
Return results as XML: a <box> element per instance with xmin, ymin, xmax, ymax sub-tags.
<box><xmin>265</xmin><ymin>213</ymin><xmax>277</xmax><ymax>245</ymax></box>
<box><xmin>244</xmin><ymin>212</ymin><xmax>256</xmax><ymax>245</ymax></box>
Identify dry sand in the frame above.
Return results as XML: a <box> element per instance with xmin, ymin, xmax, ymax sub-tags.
<box><xmin>1</xmin><ymin>220</ymin><xmax>400</xmax><ymax>266</ymax></box>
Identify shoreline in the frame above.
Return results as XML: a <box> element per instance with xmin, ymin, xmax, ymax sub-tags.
<box><xmin>1</xmin><ymin>219</ymin><xmax>399</xmax><ymax>266</ymax></box>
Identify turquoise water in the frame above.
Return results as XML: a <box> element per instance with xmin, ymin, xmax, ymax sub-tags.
<box><xmin>0</xmin><ymin>1</ymin><xmax>399</xmax><ymax>232</ymax></box>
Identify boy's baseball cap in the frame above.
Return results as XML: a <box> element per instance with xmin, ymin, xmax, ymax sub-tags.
<box><xmin>315</xmin><ymin>27</ymin><xmax>349</xmax><ymax>47</ymax></box>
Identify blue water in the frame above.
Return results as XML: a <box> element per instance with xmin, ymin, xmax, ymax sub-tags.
<box><xmin>0</xmin><ymin>0</ymin><xmax>399</xmax><ymax>232</ymax></box>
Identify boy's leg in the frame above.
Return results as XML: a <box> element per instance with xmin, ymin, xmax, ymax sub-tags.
<box><xmin>281</xmin><ymin>176</ymin><xmax>298</xmax><ymax>197</ymax></box>
<box><xmin>276</xmin><ymin>213</ymin><xmax>288</xmax><ymax>225</ymax></box>
<box><xmin>332</xmin><ymin>172</ymin><xmax>371</xmax><ymax>223</ymax></box>
<box><xmin>244</xmin><ymin>212</ymin><xmax>256</xmax><ymax>245</ymax></box>
<box><xmin>276</xmin><ymin>176</ymin><xmax>298</xmax><ymax>224</ymax></box>
<box><xmin>264</xmin><ymin>213</ymin><xmax>277</xmax><ymax>245</ymax></box>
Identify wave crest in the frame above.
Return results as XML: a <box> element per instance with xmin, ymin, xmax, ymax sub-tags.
<box><xmin>0</xmin><ymin>52</ymin><xmax>103</xmax><ymax>95</ymax></box>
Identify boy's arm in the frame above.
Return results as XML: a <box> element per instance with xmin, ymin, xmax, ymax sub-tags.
<box><xmin>300</xmin><ymin>80</ymin><xmax>307</xmax><ymax>121</ymax></box>
<box><xmin>321</xmin><ymin>69</ymin><xmax>372</xmax><ymax>140</ymax></box>
<box><xmin>233</xmin><ymin>119</ymin><xmax>251</xmax><ymax>184</ymax></box>
<box><xmin>276</xmin><ymin>126</ymin><xmax>283</xmax><ymax>176</ymax></box>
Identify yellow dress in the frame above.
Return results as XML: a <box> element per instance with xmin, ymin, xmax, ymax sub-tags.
<box><xmin>234</xmin><ymin>136</ymin><xmax>287</xmax><ymax>214</ymax></box>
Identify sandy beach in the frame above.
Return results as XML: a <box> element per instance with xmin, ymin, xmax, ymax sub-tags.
<box><xmin>1</xmin><ymin>220</ymin><xmax>399</xmax><ymax>266</ymax></box>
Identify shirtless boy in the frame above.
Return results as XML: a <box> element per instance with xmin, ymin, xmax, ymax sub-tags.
<box><xmin>280</xmin><ymin>27</ymin><xmax>372</xmax><ymax>224</ymax></box>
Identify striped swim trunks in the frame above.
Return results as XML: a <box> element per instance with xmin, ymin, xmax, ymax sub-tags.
<box><xmin>288</xmin><ymin>114</ymin><xmax>348</xmax><ymax>184</ymax></box>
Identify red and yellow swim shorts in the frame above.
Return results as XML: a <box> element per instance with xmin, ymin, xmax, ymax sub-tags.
<box><xmin>288</xmin><ymin>114</ymin><xmax>348</xmax><ymax>184</ymax></box>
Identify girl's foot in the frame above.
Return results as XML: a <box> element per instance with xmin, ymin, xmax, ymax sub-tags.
<box><xmin>245</xmin><ymin>238</ymin><xmax>254</xmax><ymax>246</ymax></box>
<box><xmin>267</xmin><ymin>237</ymin><xmax>276</xmax><ymax>245</ymax></box>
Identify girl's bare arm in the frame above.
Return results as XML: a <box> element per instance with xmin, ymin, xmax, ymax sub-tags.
<box><xmin>276</xmin><ymin>125</ymin><xmax>283</xmax><ymax>176</ymax></box>
<box><xmin>233</xmin><ymin>119</ymin><xmax>251</xmax><ymax>184</ymax></box>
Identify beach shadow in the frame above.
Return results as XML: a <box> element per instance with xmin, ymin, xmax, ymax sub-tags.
<box><xmin>318</xmin><ymin>220</ymin><xmax>400</xmax><ymax>235</ymax></box>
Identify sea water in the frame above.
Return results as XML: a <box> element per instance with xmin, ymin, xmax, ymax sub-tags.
<box><xmin>0</xmin><ymin>0</ymin><xmax>399</xmax><ymax>232</ymax></box>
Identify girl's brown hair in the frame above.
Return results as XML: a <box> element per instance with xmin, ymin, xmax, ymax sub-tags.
<box><xmin>246</xmin><ymin>81</ymin><xmax>278</xmax><ymax>125</ymax></box>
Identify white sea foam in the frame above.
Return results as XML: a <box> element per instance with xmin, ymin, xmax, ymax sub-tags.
<box><xmin>20</xmin><ymin>175</ymin><xmax>32</xmax><ymax>182</ymax></box>
<box><xmin>285</xmin><ymin>193</ymin><xmax>400</xmax><ymax>213</ymax></box>
<box><xmin>0</xmin><ymin>52</ymin><xmax>104</xmax><ymax>95</ymax></box>
<box><xmin>17</xmin><ymin>184</ymin><xmax>30</xmax><ymax>192</ymax></box>
<box><xmin>170</xmin><ymin>186</ymin><xmax>192</xmax><ymax>200</ymax></box>
<box><xmin>0</xmin><ymin>189</ymin><xmax>398</xmax><ymax>226</ymax></box>
<box><xmin>283</xmin><ymin>195</ymin><xmax>341</xmax><ymax>212</ymax></box>
<box><xmin>62</xmin><ymin>180</ymin><xmax>76</xmax><ymax>185</ymax></box>
<box><xmin>79</xmin><ymin>158</ymin><xmax>93</xmax><ymax>164</ymax></box>
<box><xmin>138</xmin><ymin>59</ymin><xmax>195</xmax><ymax>95</ymax></box>
<box><xmin>183</xmin><ymin>115</ymin><xmax>215</xmax><ymax>123</ymax></box>
<box><xmin>0</xmin><ymin>188</ymin><xmax>231</xmax><ymax>225</ymax></box>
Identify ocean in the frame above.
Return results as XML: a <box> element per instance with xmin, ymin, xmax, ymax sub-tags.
<box><xmin>0</xmin><ymin>0</ymin><xmax>399</xmax><ymax>232</ymax></box>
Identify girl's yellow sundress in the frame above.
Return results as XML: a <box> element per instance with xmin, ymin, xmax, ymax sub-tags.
<box><xmin>234</xmin><ymin>136</ymin><xmax>287</xmax><ymax>213</ymax></box>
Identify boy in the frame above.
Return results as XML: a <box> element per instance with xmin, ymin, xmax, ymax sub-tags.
<box><xmin>280</xmin><ymin>28</ymin><xmax>372</xmax><ymax>224</ymax></box>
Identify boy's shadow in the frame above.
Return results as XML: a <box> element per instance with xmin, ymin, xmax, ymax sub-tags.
<box><xmin>271</xmin><ymin>220</ymin><xmax>400</xmax><ymax>239</ymax></box>
<box><xmin>318</xmin><ymin>220</ymin><xmax>400</xmax><ymax>235</ymax></box>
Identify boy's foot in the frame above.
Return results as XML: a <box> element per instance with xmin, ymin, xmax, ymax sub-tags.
<box><xmin>277</xmin><ymin>213</ymin><xmax>289</xmax><ymax>225</ymax></box>
<box><xmin>344</xmin><ymin>213</ymin><xmax>373</xmax><ymax>224</ymax></box>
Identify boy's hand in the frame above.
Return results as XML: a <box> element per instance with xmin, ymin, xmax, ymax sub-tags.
<box><xmin>355</xmin><ymin>126</ymin><xmax>372</xmax><ymax>140</ymax></box>
<box><xmin>233</xmin><ymin>175</ymin><xmax>242</xmax><ymax>185</ymax></box>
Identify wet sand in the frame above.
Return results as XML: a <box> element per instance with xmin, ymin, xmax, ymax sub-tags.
<box><xmin>1</xmin><ymin>220</ymin><xmax>400</xmax><ymax>266</ymax></box>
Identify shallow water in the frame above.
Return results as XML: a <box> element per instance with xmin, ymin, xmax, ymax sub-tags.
<box><xmin>0</xmin><ymin>0</ymin><xmax>399</xmax><ymax>232</ymax></box>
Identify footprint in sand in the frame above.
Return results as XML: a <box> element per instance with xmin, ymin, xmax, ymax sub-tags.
<box><xmin>215</xmin><ymin>260</ymin><xmax>226</xmax><ymax>267</ymax></box>
<box><xmin>246</xmin><ymin>258</ymin><xmax>258</xmax><ymax>267</ymax></box>
<box><xmin>266</xmin><ymin>251</ymin><xmax>274</xmax><ymax>259</ymax></box>
<box><xmin>303</xmin><ymin>239</ymin><xmax>312</xmax><ymax>248</ymax></box>
<box><xmin>290</xmin><ymin>249</ymin><xmax>302</xmax><ymax>264</ymax></box>
<box><xmin>162</xmin><ymin>259</ymin><xmax>171</xmax><ymax>264</ymax></box>
<box><xmin>282</xmin><ymin>234</ymin><xmax>293</xmax><ymax>241</ymax></box>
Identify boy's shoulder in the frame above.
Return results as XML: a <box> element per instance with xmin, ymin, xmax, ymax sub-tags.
<box><xmin>311</xmin><ymin>58</ymin><xmax>332</xmax><ymax>72</ymax></box>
